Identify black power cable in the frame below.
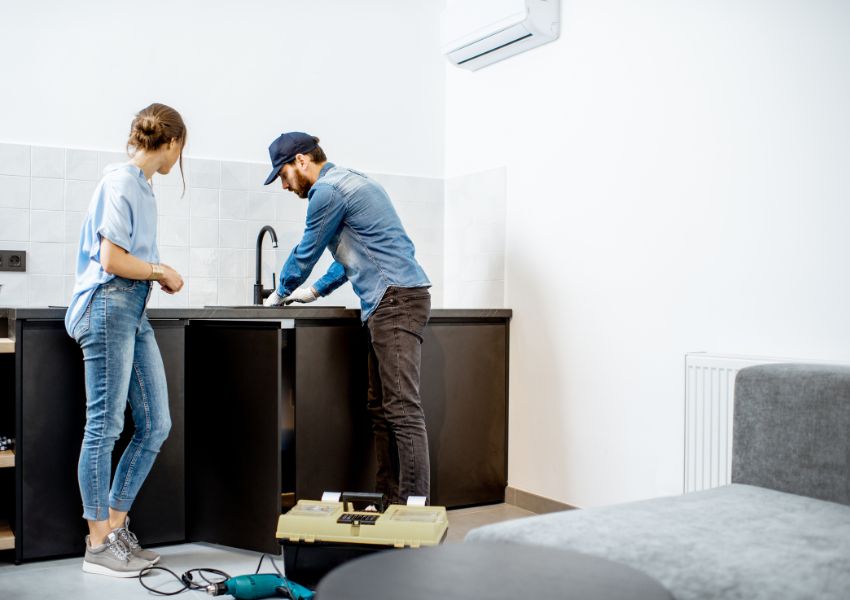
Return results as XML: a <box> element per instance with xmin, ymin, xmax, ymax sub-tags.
<box><xmin>138</xmin><ymin>564</ymin><xmax>229</xmax><ymax>596</ymax></box>
<box><xmin>138</xmin><ymin>552</ymin><xmax>295</xmax><ymax>598</ymax></box>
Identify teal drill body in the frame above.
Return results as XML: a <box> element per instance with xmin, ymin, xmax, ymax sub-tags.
<box><xmin>213</xmin><ymin>574</ymin><xmax>314</xmax><ymax>600</ymax></box>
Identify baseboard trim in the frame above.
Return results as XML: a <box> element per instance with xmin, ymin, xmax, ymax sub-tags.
<box><xmin>505</xmin><ymin>486</ymin><xmax>575</xmax><ymax>514</ymax></box>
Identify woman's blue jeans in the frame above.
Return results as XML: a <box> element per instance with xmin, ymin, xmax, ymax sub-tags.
<box><xmin>72</xmin><ymin>277</ymin><xmax>171</xmax><ymax>521</ymax></box>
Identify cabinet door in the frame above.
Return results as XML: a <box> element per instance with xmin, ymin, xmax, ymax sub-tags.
<box><xmin>294</xmin><ymin>322</ymin><xmax>373</xmax><ymax>501</ymax></box>
<box><xmin>185</xmin><ymin>321</ymin><xmax>288</xmax><ymax>555</ymax></box>
<box><xmin>421</xmin><ymin>323</ymin><xmax>508</xmax><ymax>507</ymax></box>
<box><xmin>18</xmin><ymin>321</ymin><xmax>88</xmax><ymax>560</ymax></box>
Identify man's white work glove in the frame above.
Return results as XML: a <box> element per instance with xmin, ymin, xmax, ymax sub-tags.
<box><xmin>263</xmin><ymin>290</ymin><xmax>287</xmax><ymax>307</ymax></box>
<box><xmin>284</xmin><ymin>286</ymin><xmax>319</xmax><ymax>305</ymax></box>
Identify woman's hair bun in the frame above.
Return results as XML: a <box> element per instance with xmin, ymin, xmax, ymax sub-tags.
<box><xmin>127</xmin><ymin>103</ymin><xmax>186</xmax><ymax>153</ymax></box>
<box><xmin>132</xmin><ymin>115</ymin><xmax>164</xmax><ymax>149</ymax></box>
<box><xmin>137</xmin><ymin>115</ymin><xmax>162</xmax><ymax>137</ymax></box>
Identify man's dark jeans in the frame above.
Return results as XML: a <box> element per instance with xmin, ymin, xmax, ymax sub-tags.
<box><xmin>366</xmin><ymin>286</ymin><xmax>432</xmax><ymax>505</ymax></box>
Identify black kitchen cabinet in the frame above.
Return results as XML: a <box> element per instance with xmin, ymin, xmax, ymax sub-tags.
<box><xmin>292</xmin><ymin>317</ymin><xmax>508</xmax><ymax>508</ymax></box>
<box><xmin>421</xmin><ymin>322</ymin><xmax>508</xmax><ymax>507</ymax></box>
<box><xmin>2</xmin><ymin>307</ymin><xmax>510</xmax><ymax>561</ymax></box>
<box><xmin>15</xmin><ymin>319</ymin><xmax>186</xmax><ymax>561</ymax></box>
<box><xmin>185</xmin><ymin>316</ymin><xmax>510</xmax><ymax>553</ymax></box>
<box><xmin>185</xmin><ymin>318</ymin><xmax>369</xmax><ymax>555</ymax></box>
<box><xmin>186</xmin><ymin>320</ymin><xmax>293</xmax><ymax>555</ymax></box>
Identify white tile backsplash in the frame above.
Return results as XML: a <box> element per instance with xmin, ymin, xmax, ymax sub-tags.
<box><xmin>218</xmin><ymin>277</ymin><xmax>250</xmax><ymax>305</ymax></box>
<box><xmin>98</xmin><ymin>151</ymin><xmax>127</xmax><ymax>174</ymax></box>
<box><xmin>220</xmin><ymin>190</ymin><xmax>249</xmax><ymax>220</ymax></box>
<box><xmin>31</xmin><ymin>177</ymin><xmax>63</xmax><ymax>210</ymax></box>
<box><xmin>66</xmin><ymin>149</ymin><xmax>99</xmax><ymax>181</ymax></box>
<box><xmin>190</xmin><ymin>187</ymin><xmax>219</xmax><ymax>218</ymax></box>
<box><xmin>28</xmin><ymin>274</ymin><xmax>65</xmax><ymax>306</ymax></box>
<box><xmin>0</xmin><ymin>175</ymin><xmax>30</xmax><ymax>208</ymax></box>
<box><xmin>275</xmin><ymin>196</ymin><xmax>307</xmax><ymax>222</ymax></box>
<box><xmin>155</xmin><ymin>185</ymin><xmax>190</xmax><ymax>217</ymax></box>
<box><xmin>159</xmin><ymin>216</ymin><xmax>189</xmax><ymax>246</ymax></box>
<box><xmin>248</xmin><ymin>193</ymin><xmax>276</xmax><ymax>221</ymax></box>
<box><xmin>0</xmin><ymin>143</ymin><xmax>30</xmax><ymax>176</ymax></box>
<box><xmin>155</xmin><ymin>160</ymin><xmax>188</xmax><ymax>187</ymax></box>
<box><xmin>3</xmin><ymin>142</ymin><xmax>458</xmax><ymax>309</ymax></box>
<box><xmin>63</xmin><ymin>275</ymin><xmax>75</xmax><ymax>302</ymax></box>
<box><xmin>158</xmin><ymin>246</ymin><xmax>189</xmax><ymax>275</ymax></box>
<box><xmin>65</xmin><ymin>211</ymin><xmax>85</xmax><ymax>243</ymax></box>
<box><xmin>158</xmin><ymin>286</ymin><xmax>188</xmax><ymax>308</ymax></box>
<box><xmin>188</xmin><ymin>277</ymin><xmax>217</xmax><ymax>305</ymax></box>
<box><xmin>221</xmin><ymin>160</ymin><xmax>252</xmax><ymax>191</ymax></box>
<box><xmin>189</xmin><ymin>247</ymin><xmax>218</xmax><ymax>278</ymax></box>
<box><xmin>65</xmin><ymin>180</ymin><xmax>97</xmax><ymax>212</ymax></box>
<box><xmin>28</xmin><ymin>242</ymin><xmax>65</xmax><ymax>274</ymax></box>
<box><xmin>187</xmin><ymin>158</ymin><xmax>221</xmax><ymax>189</ymax></box>
<box><xmin>417</xmin><ymin>253</ymin><xmax>444</xmax><ymax>286</ymax></box>
<box><xmin>465</xmin><ymin>220</ymin><xmax>505</xmax><ymax>255</ymax></box>
<box><xmin>406</xmin><ymin>226</ymin><xmax>443</xmax><ymax>256</ymax></box>
<box><xmin>0</xmin><ymin>272</ymin><xmax>27</xmax><ymax>305</ymax></box>
<box><xmin>219</xmin><ymin>248</ymin><xmax>246</xmax><ymax>278</ymax></box>
<box><xmin>219</xmin><ymin>220</ymin><xmax>247</xmax><ymax>249</ymax></box>
<box><xmin>190</xmin><ymin>218</ymin><xmax>219</xmax><ymax>248</ymax></box>
<box><xmin>64</xmin><ymin>243</ymin><xmax>77</xmax><ymax>273</ymax></box>
<box><xmin>444</xmin><ymin>168</ymin><xmax>506</xmax><ymax>308</ymax></box>
<box><xmin>250</xmin><ymin>162</ymin><xmax>274</xmax><ymax>193</ymax></box>
<box><xmin>30</xmin><ymin>210</ymin><xmax>64</xmax><ymax>242</ymax></box>
<box><xmin>0</xmin><ymin>208</ymin><xmax>29</xmax><ymax>241</ymax></box>
<box><xmin>31</xmin><ymin>146</ymin><xmax>65</xmax><ymax>179</ymax></box>
<box><xmin>462</xmin><ymin>253</ymin><xmax>505</xmax><ymax>282</ymax></box>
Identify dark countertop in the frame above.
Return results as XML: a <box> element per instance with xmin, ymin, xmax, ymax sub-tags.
<box><xmin>0</xmin><ymin>306</ymin><xmax>512</xmax><ymax>337</ymax></box>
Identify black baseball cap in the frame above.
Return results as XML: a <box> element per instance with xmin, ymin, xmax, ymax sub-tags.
<box><xmin>263</xmin><ymin>132</ymin><xmax>318</xmax><ymax>185</ymax></box>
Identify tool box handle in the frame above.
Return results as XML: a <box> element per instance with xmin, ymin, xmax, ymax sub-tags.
<box><xmin>340</xmin><ymin>491</ymin><xmax>386</xmax><ymax>513</ymax></box>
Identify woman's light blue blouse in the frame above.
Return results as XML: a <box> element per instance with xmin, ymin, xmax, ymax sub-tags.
<box><xmin>64</xmin><ymin>163</ymin><xmax>159</xmax><ymax>336</ymax></box>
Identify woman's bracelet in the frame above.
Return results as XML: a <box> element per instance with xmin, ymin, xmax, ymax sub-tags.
<box><xmin>149</xmin><ymin>263</ymin><xmax>164</xmax><ymax>281</ymax></box>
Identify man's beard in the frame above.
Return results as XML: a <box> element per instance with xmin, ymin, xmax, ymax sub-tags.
<box><xmin>291</xmin><ymin>170</ymin><xmax>313</xmax><ymax>198</ymax></box>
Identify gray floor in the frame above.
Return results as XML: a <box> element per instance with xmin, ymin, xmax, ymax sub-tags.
<box><xmin>0</xmin><ymin>503</ymin><xmax>534</xmax><ymax>600</ymax></box>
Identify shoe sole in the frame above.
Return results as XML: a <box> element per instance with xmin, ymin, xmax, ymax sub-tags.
<box><xmin>82</xmin><ymin>560</ymin><xmax>146</xmax><ymax>577</ymax></box>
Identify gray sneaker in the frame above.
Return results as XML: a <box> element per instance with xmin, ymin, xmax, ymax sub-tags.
<box><xmin>115</xmin><ymin>517</ymin><xmax>160</xmax><ymax>564</ymax></box>
<box><xmin>82</xmin><ymin>532</ymin><xmax>152</xmax><ymax>577</ymax></box>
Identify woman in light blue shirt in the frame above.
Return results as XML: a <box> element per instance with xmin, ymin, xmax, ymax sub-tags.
<box><xmin>67</xmin><ymin>103</ymin><xmax>186</xmax><ymax>577</ymax></box>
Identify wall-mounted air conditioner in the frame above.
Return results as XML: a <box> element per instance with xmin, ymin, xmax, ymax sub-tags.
<box><xmin>441</xmin><ymin>0</ymin><xmax>560</xmax><ymax>71</ymax></box>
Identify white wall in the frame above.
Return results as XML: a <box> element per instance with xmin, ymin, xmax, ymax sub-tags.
<box><xmin>445</xmin><ymin>0</ymin><xmax>850</xmax><ymax>507</ymax></box>
<box><xmin>0</xmin><ymin>0</ymin><xmax>445</xmax><ymax>177</ymax></box>
<box><xmin>0</xmin><ymin>0</ymin><xmax>447</xmax><ymax>308</ymax></box>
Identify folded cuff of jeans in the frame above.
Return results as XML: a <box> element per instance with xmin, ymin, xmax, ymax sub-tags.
<box><xmin>109</xmin><ymin>496</ymin><xmax>134</xmax><ymax>513</ymax></box>
<box><xmin>82</xmin><ymin>504</ymin><xmax>110</xmax><ymax>522</ymax></box>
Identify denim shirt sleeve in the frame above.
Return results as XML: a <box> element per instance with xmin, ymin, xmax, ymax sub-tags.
<box><xmin>313</xmin><ymin>261</ymin><xmax>348</xmax><ymax>296</ymax></box>
<box><xmin>94</xmin><ymin>181</ymin><xmax>135</xmax><ymax>259</ymax></box>
<box><xmin>277</xmin><ymin>183</ymin><xmax>346</xmax><ymax>296</ymax></box>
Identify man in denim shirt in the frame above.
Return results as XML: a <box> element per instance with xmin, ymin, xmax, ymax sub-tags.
<box><xmin>263</xmin><ymin>132</ymin><xmax>432</xmax><ymax>505</ymax></box>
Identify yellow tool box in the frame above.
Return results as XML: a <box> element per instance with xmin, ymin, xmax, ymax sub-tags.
<box><xmin>276</xmin><ymin>498</ymin><xmax>448</xmax><ymax>586</ymax></box>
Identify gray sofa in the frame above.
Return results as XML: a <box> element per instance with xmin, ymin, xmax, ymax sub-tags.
<box><xmin>467</xmin><ymin>364</ymin><xmax>850</xmax><ymax>599</ymax></box>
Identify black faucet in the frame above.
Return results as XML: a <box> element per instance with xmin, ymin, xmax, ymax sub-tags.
<box><xmin>254</xmin><ymin>225</ymin><xmax>279</xmax><ymax>305</ymax></box>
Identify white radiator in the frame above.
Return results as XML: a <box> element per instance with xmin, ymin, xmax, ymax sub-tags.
<box><xmin>683</xmin><ymin>353</ymin><xmax>783</xmax><ymax>493</ymax></box>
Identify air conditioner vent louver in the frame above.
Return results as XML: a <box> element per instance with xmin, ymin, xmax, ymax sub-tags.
<box><xmin>457</xmin><ymin>32</ymin><xmax>534</xmax><ymax>66</ymax></box>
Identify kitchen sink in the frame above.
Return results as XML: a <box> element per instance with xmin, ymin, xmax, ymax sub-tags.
<box><xmin>204</xmin><ymin>305</ymin><xmax>347</xmax><ymax>309</ymax></box>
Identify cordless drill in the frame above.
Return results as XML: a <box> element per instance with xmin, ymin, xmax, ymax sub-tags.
<box><xmin>206</xmin><ymin>574</ymin><xmax>314</xmax><ymax>600</ymax></box>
